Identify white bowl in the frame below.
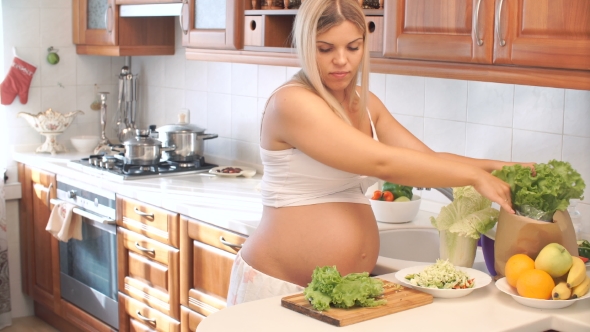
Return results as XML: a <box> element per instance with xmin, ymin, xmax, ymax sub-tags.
<box><xmin>395</xmin><ymin>265</ymin><xmax>492</xmax><ymax>299</ymax></box>
<box><xmin>495</xmin><ymin>275</ymin><xmax>590</xmax><ymax>309</ymax></box>
<box><xmin>70</xmin><ymin>135</ymin><xmax>100</xmax><ymax>153</ymax></box>
<box><xmin>369</xmin><ymin>195</ymin><xmax>421</xmax><ymax>223</ymax></box>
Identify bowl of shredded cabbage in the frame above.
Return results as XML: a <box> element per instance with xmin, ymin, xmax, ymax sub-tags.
<box><xmin>394</xmin><ymin>259</ymin><xmax>492</xmax><ymax>298</ymax></box>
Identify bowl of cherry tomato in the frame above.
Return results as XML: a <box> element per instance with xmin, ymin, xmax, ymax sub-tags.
<box><xmin>368</xmin><ymin>189</ymin><xmax>421</xmax><ymax>224</ymax></box>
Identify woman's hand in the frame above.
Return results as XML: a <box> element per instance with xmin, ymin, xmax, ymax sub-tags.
<box><xmin>472</xmin><ymin>172</ymin><xmax>515</xmax><ymax>213</ymax></box>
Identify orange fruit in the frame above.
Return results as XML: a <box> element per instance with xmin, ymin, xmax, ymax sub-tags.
<box><xmin>505</xmin><ymin>254</ymin><xmax>535</xmax><ymax>288</ymax></box>
<box><xmin>516</xmin><ymin>269</ymin><xmax>555</xmax><ymax>300</ymax></box>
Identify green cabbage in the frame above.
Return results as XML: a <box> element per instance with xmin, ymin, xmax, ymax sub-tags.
<box><xmin>492</xmin><ymin>160</ymin><xmax>585</xmax><ymax>221</ymax></box>
<box><xmin>382</xmin><ymin>182</ymin><xmax>413</xmax><ymax>200</ymax></box>
<box><xmin>430</xmin><ymin>186</ymin><xmax>499</xmax><ymax>240</ymax></box>
<box><xmin>303</xmin><ymin>266</ymin><xmax>386</xmax><ymax>311</ymax></box>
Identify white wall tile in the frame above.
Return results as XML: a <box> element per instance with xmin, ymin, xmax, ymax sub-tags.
<box><xmin>40</xmin><ymin>0</ymin><xmax>70</xmax><ymax>7</ymax></box>
<box><xmin>563</xmin><ymin>135</ymin><xmax>590</xmax><ymax>204</ymax></box>
<box><xmin>205</xmin><ymin>136</ymin><xmax>232</xmax><ymax>160</ymax></box>
<box><xmin>231</xmin><ymin>140</ymin><xmax>259</xmax><ymax>165</ymax></box>
<box><xmin>142</xmin><ymin>85</ymin><xmax>165</xmax><ymax>130</ymax></box>
<box><xmin>207</xmin><ymin>62</ymin><xmax>231</xmax><ymax>93</ymax></box>
<box><xmin>164</xmin><ymin>51</ymin><xmax>186</xmax><ymax>89</ymax></box>
<box><xmin>257</xmin><ymin>65</ymin><xmax>287</xmax><ymax>98</ymax></box>
<box><xmin>369</xmin><ymin>72</ymin><xmax>386</xmax><ymax>103</ymax></box>
<box><xmin>40</xmin><ymin>8</ymin><xmax>71</xmax><ymax>47</ymax></box>
<box><xmin>207</xmin><ymin>92</ymin><xmax>232</xmax><ymax>138</ymax></box>
<box><xmin>423</xmin><ymin>118</ymin><xmax>465</xmax><ymax>155</ymax></box>
<box><xmin>513</xmin><ymin>85</ymin><xmax>564</xmax><ymax>134</ymax></box>
<box><xmin>40</xmin><ymin>46</ymin><xmax>77</xmax><ymax>86</ymax></box>
<box><xmin>425</xmin><ymin>77</ymin><xmax>467</xmax><ymax>121</ymax></box>
<box><xmin>134</xmin><ymin>56</ymin><xmax>165</xmax><ymax>88</ymax></box>
<box><xmin>76</xmin><ymin>55</ymin><xmax>113</xmax><ymax>85</ymax></box>
<box><xmin>564</xmin><ymin>89</ymin><xmax>590</xmax><ymax>138</ymax></box>
<box><xmin>4</xmin><ymin>7</ymin><xmax>40</xmax><ymax>48</ymax></box>
<box><xmin>231</xmin><ymin>63</ymin><xmax>258</xmax><ymax>97</ymax></box>
<box><xmin>110</xmin><ymin>57</ymin><xmax>126</xmax><ymax>85</ymax></box>
<box><xmin>512</xmin><ymin>129</ymin><xmax>562</xmax><ymax>163</ymax></box>
<box><xmin>162</xmin><ymin>88</ymin><xmax>186</xmax><ymax>125</ymax></box>
<box><xmin>465</xmin><ymin>123</ymin><xmax>512</xmax><ymax>161</ymax></box>
<box><xmin>185</xmin><ymin>90</ymin><xmax>208</xmax><ymax>128</ymax></box>
<box><xmin>394</xmin><ymin>114</ymin><xmax>424</xmax><ymax>141</ymax></box>
<box><xmin>4</xmin><ymin>87</ymin><xmax>41</xmax><ymax>122</ymax></box>
<box><xmin>286</xmin><ymin>66</ymin><xmax>300</xmax><ymax>80</ymax></box>
<box><xmin>4</xmin><ymin>0</ymin><xmax>40</xmax><ymax>7</ymax></box>
<box><xmin>231</xmin><ymin>96</ymin><xmax>259</xmax><ymax>143</ymax></box>
<box><xmin>384</xmin><ymin>74</ymin><xmax>424</xmax><ymax>116</ymax></box>
<box><xmin>41</xmin><ymin>85</ymin><xmax>77</xmax><ymax>114</ymax></box>
<box><xmin>467</xmin><ymin>81</ymin><xmax>514</xmax><ymax>127</ymax></box>
<box><xmin>185</xmin><ymin>60</ymin><xmax>208</xmax><ymax>91</ymax></box>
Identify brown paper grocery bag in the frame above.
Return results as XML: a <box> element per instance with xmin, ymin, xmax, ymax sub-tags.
<box><xmin>494</xmin><ymin>208</ymin><xmax>578</xmax><ymax>277</ymax></box>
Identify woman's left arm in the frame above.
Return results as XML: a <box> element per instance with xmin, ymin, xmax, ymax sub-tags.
<box><xmin>368</xmin><ymin>92</ymin><xmax>535</xmax><ymax>174</ymax></box>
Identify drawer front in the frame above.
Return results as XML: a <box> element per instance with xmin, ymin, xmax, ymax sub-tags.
<box><xmin>118</xmin><ymin>227</ymin><xmax>180</xmax><ymax>319</ymax></box>
<box><xmin>119</xmin><ymin>293</ymin><xmax>180</xmax><ymax>332</ymax></box>
<box><xmin>244</xmin><ymin>16</ymin><xmax>263</xmax><ymax>46</ymax></box>
<box><xmin>118</xmin><ymin>196</ymin><xmax>179</xmax><ymax>247</ymax></box>
<box><xmin>180</xmin><ymin>306</ymin><xmax>205</xmax><ymax>332</ymax></box>
<box><xmin>185</xmin><ymin>218</ymin><xmax>247</xmax><ymax>255</ymax></box>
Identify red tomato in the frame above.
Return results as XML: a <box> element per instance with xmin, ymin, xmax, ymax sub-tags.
<box><xmin>382</xmin><ymin>191</ymin><xmax>394</xmax><ymax>201</ymax></box>
<box><xmin>371</xmin><ymin>190</ymin><xmax>382</xmax><ymax>200</ymax></box>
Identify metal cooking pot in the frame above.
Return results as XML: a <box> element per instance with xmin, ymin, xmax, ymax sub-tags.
<box><xmin>156</xmin><ymin>122</ymin><xmax>218</xmax><ymax>162</ymax></box>
<box><xmin>111</xmin><ymin>129</ymin><xmax>175</xmax><ymax>165</ymax></box>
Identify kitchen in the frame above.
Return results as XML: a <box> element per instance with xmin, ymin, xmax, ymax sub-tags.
<box><xmin>1</xmin><ymin>0</ymin><xmax>590</xmax><ymax>331</ymax></box>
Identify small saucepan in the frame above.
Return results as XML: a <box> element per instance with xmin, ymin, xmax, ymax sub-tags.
<box><xmin>111</xmin><ymin>129</ymin><xmax>175</xmax><ymax>166</ymax></box>
<box><xmin>156</xmin><ymin>122</ymin><xmax>218</xmax><ymax>162</ymax></box>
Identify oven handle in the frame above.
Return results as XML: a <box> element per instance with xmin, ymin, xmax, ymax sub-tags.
<box><xmin>50</xmin><ymin>198</ymin><xmax>116</xmax><ymax>225</ymax></box>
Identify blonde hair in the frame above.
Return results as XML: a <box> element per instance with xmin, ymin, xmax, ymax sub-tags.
<box><xmin>290</xmin><ymin>0</ymin><xmax>370</xmax><ymax>125</ymax></box>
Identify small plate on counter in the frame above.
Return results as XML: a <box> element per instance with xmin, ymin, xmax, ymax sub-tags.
<box><xmin>209</xmin><ymin>166</ymin><xmax>256</xmax><ymax>178</ymax></box>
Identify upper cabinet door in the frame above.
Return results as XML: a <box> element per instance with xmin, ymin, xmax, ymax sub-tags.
<box><xmin>181</xmin><ymin>0</ymin><xmax>244</xmax><ymax>50</ymax></box>
<box><xmin>493</xmin><ymin>0</ymin><xmax>590</xmax><ymax>70</ymax></box>
<box><xmin>73</xmin><ymin>0</ymin><xmax>117</xmax><ymax>46</ymax></box>
<box><xmin>383</xmin><ymin>0</ymin><xmax>495</xmax><ymax>63</ymax></box>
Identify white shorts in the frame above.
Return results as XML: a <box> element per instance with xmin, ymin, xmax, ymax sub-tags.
<box><xmin>226</xmin><ymin>251</ymin><xmax>304</xmax><ymax>307</ymax></box>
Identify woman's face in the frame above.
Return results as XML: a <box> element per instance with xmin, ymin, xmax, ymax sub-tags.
<box><xmin>316</xmin><ymin>20</ymin><xmax>364</xmax><ymax>95</ymax></box>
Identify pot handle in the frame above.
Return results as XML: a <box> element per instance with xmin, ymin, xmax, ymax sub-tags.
<box><xmin>162</xmin><ymin>145</ymin><xmax>176</xmax><ymax>152</ymax></box>
<box><xmin>198</xmin><ymin>133</ymin><xmax>218</xmax><ymax>140</ymax></box>
<box><xmin>111</xmin><ymin>145</ymin><xmax>125</xmax><ymax>153</ymax></box>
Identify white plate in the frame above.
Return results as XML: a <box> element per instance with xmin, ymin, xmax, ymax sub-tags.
<box><xmin>394</xmin><ymin>265</ymin><xmax>492</xmax><ymax>299</ymax></box>
<box><xmin>495</xmin><ymin>274</ymin><xmax>590</xmax><ymax>309</ymax></box>
<box><xmin>209</xmin><ymin>166</ymin><xmax>256</xmax><ymax>177</ymax></box>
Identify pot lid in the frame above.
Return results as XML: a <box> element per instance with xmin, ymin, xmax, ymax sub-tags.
<box><xmin>124</xmin><ymin>129</ymin><xmax>162</xmax><ymax>147</ymax></box>
<box><xmin>156</xmin><ymin>113</ymin><xmax>206</xmax><ymax>133</ymax></box>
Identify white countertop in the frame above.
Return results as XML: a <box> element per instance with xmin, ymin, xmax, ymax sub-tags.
<box><xmin>196</xmin><ymin>270</ymin><xmax>590</xmax><ymax>332</ymax></box>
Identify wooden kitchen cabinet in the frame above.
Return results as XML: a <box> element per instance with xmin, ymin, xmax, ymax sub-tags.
<box><xmin>179</xmin><ymin>216</ymin><xmax>247</xmax><ymax>326</ymax></box>
<box><xmin>181</xmin><ymin>0</ymin><xmax>245</xmax><ymax>50</ymax></box>
<box><xmin>493</xmin><ymin>0</ymin><xmax>590</xmax><ymax>70</ymax></box>
<box><xmin>119</xmin><ymin>293</ymin><xmax>180</xmax><ymax>332</ymax></box>
<box><xmin>17</xmin><ymin>163</ymin><xmax>61</xmax><ymax>313</ymax></box>
<box><xmin>73</xmin><ymin>0</ymin><xmax>176</xmax><ymax>56</ymax></box>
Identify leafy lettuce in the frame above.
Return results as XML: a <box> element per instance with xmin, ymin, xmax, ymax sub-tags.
<box><xmin>492</xmin><ymin>160</ymin><xmax>585</xmax><ymax>221</ymax></box>
<box><xmin>430</xmin><ymin>186</ymin><xmax>499</xmax><ymax>239</ymax></box>
<box><xmin>303</xmin><ymin>266</ymin><xmax>386</xmax><ymax>311</ymax></box>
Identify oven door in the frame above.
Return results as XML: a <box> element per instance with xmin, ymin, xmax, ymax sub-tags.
<box><xmin>55</xmin><ymin>200</ymin><xmax>119</xmax><ymax>329</ymax></box>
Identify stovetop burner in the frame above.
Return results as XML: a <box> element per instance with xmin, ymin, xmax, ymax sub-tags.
<box><xmin>70</xmin><ymin>155</ymin><xmax>217</xmax><ymax>180</ymax></box>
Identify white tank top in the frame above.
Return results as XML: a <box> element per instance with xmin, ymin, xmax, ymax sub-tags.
<box><xmin>260</xmin><ymin>107</ymin><xmax>379</xmax><ymax>208</ymax></box>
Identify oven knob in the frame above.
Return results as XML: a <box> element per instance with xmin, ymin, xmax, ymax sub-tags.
<box><xmin>94</xmin><ymin>198</ymin><xmax>99</xmax><ymax>207</ymax></box>
<box><xmin>68</xmin><ymin>190</ymin><xmax>77</xmax><ymax>199</ymax></box>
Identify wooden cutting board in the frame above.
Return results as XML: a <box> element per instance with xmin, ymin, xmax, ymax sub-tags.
<box><xmin>281</xmin><ymin>279</ymin><xmax>433</xmax><ymax>327</ymax></box>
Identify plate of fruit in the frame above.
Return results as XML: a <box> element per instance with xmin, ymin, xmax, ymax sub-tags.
<box><xmin>367</xmin><ymin>182</ymin><xmax>421</xmax><ymax>223</ymax></box>
<box><xmin>495</xmin><ymin>243</ymin><xmax>590</xmax><ymax>309</ymax></box>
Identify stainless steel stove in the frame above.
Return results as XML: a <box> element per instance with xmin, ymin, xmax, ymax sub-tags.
<box><xmin>67</xmin><ymin>155</ymin><xmax>217</xmax><ymax>181</ymax></box>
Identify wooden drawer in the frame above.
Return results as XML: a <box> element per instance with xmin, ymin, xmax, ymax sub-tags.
<box><xmin>185</xmin><ymin>217</ymin><xmax>247</xmax><ymax>255</ymax></box>
<box><xmin>117</xmin><ymin>196</ymin><xmax>179</xmax><ymax>247</ymax></box>
<box><xmin>366</xmin><ymin>16</ymin><xmax>383</xmax><ymax>54</ymax></box>
<box><xmin>244</xmin><ymin>16</ymin><xmax>263</xmax><ymax>46</ymax></box>
<box><xmin>180</xmin><ymin>306</ymin><xmax>205</xmax><ymax>332</ymax></box>
<box><xmin>119</xmin><ymin>293</ymin><xmax>180</xmax><ymax>332</ymax></box>
<box><xmin>118</xmin><ymin>227</ymin><xmax>180</xmax><ymax>319</ymax></box>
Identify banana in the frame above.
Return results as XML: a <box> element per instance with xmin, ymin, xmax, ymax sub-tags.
<box><xmin>552</xmin><ymin>281</ymin><xmax>572</xmax><ymax>300</ymax></box>
<box><xmin>571</xmin><ymin>276</ymin><xmax>590</xmax><ymax>299</ymax></box>
<box><xmin>566</xmin><ymin>256</ymin><xmax>587</xmax><ymax>288</ymax></box>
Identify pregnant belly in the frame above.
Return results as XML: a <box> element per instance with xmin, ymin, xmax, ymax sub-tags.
<box><xmin>241</xmin><ymin>202</ymin><xmax>380</xmax><ymax>286</ymax></box>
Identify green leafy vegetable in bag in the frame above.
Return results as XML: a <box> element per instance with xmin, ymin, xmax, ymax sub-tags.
<box><xmin>303</xmin><ymin>266</ymin><xmax>386</xmax><ymax>311</ymax></box>
<box><xmin>382</xmin><ymin>182</ymin><xmax>413</xmax><ymax>200</ymax></box>
<box><xmin>492</xmin><ymin>160</ymin><xmax>585</xmax><ymax>221</ymax></box>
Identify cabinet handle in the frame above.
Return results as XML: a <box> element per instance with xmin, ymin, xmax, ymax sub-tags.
<box><xmin>106</xmin><ymin>4</ymin><xmax>113</xmax><ymax>34</ymax></box>
<box><xmin>47</xmin><ymin>183</ymin><xmax>53</xmax><ymax>207</ymax></box>
<box><xmin>34</xmin><ymin>182</ymin><xmax>53</xmax><ymax>207</ymax></box>
<box><xmin>134</xmin><ymin>242</ymin><xmax>155</xmax><ymax>254</ymax></box>
<box><xmin>496</xmin><ymin>0</ymin><xmax>506</xmax><ymax>46</ymax></box>
<box><xmin>179</xmin><ymin>0</ymin><xmax>189</xmax><ymax>35</ymax></box>
<box><xmin>136</xmin><ymin>310</ymin><xmax>156</xmax><ymax>324</ymax></box>
<box><xmin>220</xmin><ymin>236</ymin><xmax>242</xmax><ymax>250</ymax></box>
<box><xmin>133</xmin><ymin>207</ymin><xmax>154</xmax><ymax>219</ymax></box>
<box><xmin>474</xmin><ymin>0</ymin><xmax>483</xmax><ymax>46</ymax></box>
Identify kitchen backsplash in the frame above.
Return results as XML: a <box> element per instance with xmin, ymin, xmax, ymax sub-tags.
<box><xmin>2</xmin><ymin>1</ymin><xmax>589</xmax><ymax>212</ymax></box>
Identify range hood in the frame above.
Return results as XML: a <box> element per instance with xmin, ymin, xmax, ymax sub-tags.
<box><xmin>120</xmin><ymin>3</ymin><xmax>183</xmax><ymax>17</ymax></box>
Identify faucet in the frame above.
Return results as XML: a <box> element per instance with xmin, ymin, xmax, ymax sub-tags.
<box><xmin>417</xmin><ymin>187</ymin><xmax>454</xmax><ymax>201</ymax></box>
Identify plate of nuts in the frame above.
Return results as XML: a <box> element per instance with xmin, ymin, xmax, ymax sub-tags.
<box><xmin>209</xmin><ymin>166</ymin><xmax>256</xmax><ymax>178</ymax></box>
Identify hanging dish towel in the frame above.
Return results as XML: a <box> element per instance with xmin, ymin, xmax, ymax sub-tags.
<box><xmin>46</xmin><ymin>202</ymin><xmax>83</xmax><ymax>242</ymax></box>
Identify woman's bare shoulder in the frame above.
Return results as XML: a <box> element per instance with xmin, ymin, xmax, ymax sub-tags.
<box><xmin>268</xmin><ymin>84</ymin><xmax>327</xmax><ymax>115</ymax></box>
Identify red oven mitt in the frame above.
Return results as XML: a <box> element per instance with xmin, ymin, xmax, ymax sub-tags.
<box><xmin>1</xmin><ymin>56</ymin><xmax>37</xmax><ymax>105</ymax></box>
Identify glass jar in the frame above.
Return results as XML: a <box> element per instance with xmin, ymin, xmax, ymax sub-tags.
<box><xmin>261</xmin><ymin>0</ymin><xmax>284</xmax><ymax>9</ymax></box>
